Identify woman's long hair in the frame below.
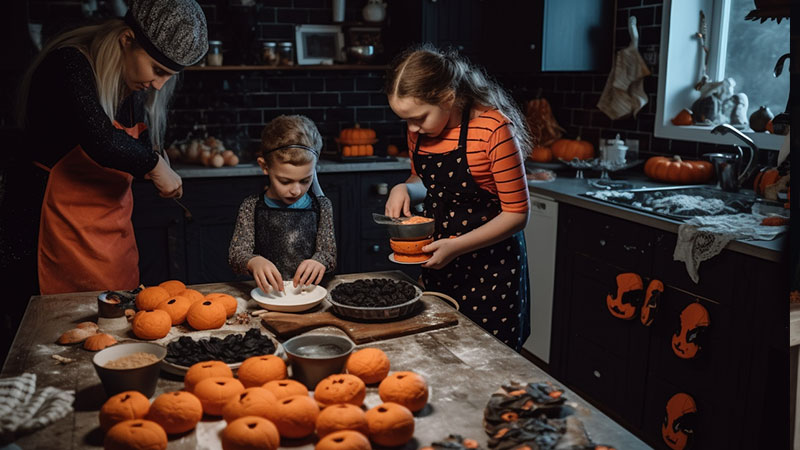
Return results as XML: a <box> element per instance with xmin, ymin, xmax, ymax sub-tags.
<box><xmin>385</xmin><ymin>44</ymin><xmax>534</xmax><ymax>156</ymax></box>
<box><xmin>17</xmin><ymin>19</ymin><xmax>176</xmax><ymax>151</ymax></box>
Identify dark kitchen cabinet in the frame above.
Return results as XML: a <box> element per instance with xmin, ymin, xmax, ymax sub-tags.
<box><xmin>550</xmin><ymin>204</ymin><xmax>788</xmax><ymax>449</ymax></box>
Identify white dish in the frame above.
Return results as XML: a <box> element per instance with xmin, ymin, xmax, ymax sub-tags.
<box><xmin>389</xmin><ymin>253</ymin><xmax>431</xmax><ymax>265</ymax></box>
<box><xmin>250</xmin><ymin>281</ymin><xmax>327</xmax><ymax>312</ymax></box>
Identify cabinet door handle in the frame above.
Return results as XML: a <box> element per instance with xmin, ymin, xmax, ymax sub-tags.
<box><xmin>372</xmin><ymin>244</ymin><xmax>381</xmax><ymax>253</ymax></box>
<box><xmin>593</xmin><ymin>370</ymin><xmax>601</xmax><ymax>379</ymax></box>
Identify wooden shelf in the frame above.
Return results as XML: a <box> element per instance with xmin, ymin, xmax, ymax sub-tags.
<box><xmin>185</xmin><ymin>64</ymin><xmax>388</xmax><ymax>71</ymax></box>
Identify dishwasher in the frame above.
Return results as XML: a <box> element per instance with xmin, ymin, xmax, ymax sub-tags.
<box><xmin>522</xmin><ymin>193</ymin><xmax>558</xmax><ymax>363</ymax></box>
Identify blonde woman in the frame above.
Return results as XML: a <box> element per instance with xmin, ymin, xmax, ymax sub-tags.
<box><xmin>9</xmin><ymin>0</ymin><xmax>207</xmax><ymax>294</ymax></box>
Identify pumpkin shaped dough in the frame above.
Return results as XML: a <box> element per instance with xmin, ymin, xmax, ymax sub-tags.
<box><xmin>99</xmin><ymin>391</ymin><xmax>151</xmax><ymax>432</ymax></box>
<box><xmin>237</xmin><ymin>355</ymin><xmax>287</xmax><ymax>388</ymax></box>
<box><xmin>135</xmin><ymin>286</ymin><xmax>171</xmax><ymax>311</ymax></box>
<box><xmin>132</xmin><ymin>310</ymin><xmax>172</xmax><ymax>340</ymax></box>
<box><xmin>184</xmin><ymin>360</ymin><xmax>234</xmax><ymax>392</ymax></box>
<box><xmin>221</xmin><ymin>416</ymin><xmax>280</xmax><ymax>450</ymax></box>
<box><xmin>146</xmin><ymin>391</ymin><xmax>203</xmax><ymax>434</ymax></box>
<box><xmin>316</xmin><ymin>430</ymin><xmax>371</xmax><ymax>450</ymax></box>
<box><xmin>262</xmin><ymin>379</ymin><xmax>308</xmax><ymax>400</ymax></box>
<box><xmin>155</xmin><ymin>295</ymin><xmax>192</xmax><ymax>325</ymax></box>
<box><xmin>266</xmin><ymin>394</ymin><xmax>319</xmax><ymax>439</ymax></box>
<box><xmin>222</xmin><ymin>387</ymin><xmax>278</xmax><ymax>423</ymax></box>
<box><xmin>186</xmin><ymin>300</ymin><xmax>226</xmax><ymax>330</ymax></box>
<box><xmin>205</xmin><ymin>293</ymin><xmax>238</xmax><ymax>317</ymax></box>
<box><xmin>378</xmin><ymin>371</ymin><xmax>429</xmax><ymax>412</ymax></box>
<box><xmin>194</xmin><ymin>376</ymin><xmax>246</xmax><ymax>416</ymax></box>
<box><xmin>316</xmin><ymin>403</ymin><xmax>369</xmax><ymax>437</ymax></box>
<box><xmin>83</xmin><ymin>333</ymin><xmax>117</xmax><ymax>351</ymax></box>
<box><xmin>176</xmin><ymin>288</ymin><xmax>205</xmax><ymax>304</ymax></box>
<box><xmin>158</xmin><ymin>280</ymin><xmax>186</xmax><ymax>296</ymax></box>
<box><xmin>346</xmin><ymin>348</ymin><xmax>390</xmax><ymax>384</ymax></box>
<box><xmin>365</xmin><ymin>402</ymin><xmax>414</xmax><ymax>447</ymax></box>
<box><xmin>104</xmin><ymin>419</ymin><xmax>167</xmax><ymax>450</ymax></box>
<box><xmin>314</xmin><ymin>374</ymin><xmax>366</xmax><ymax>408</ymax></box>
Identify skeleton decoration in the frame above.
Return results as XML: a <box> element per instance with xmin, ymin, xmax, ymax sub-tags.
<box><xmin>640</xmin><ymin>279</ymin><xmax>663</xmax><ymax>327</ymax></box>
<box><xmin>606</xmin><ymin>273</ymin><xmax>644</xmax><ymax>320</ymax></box>
<box><xmin>671</xmin><ymin>302</ymin><xmax>710</xmax><ymax>359</ymax></box>
<box><xmin>662</xmin><ymin>392</ymin><xmax>698</xmax><ymax>450</ymax></box>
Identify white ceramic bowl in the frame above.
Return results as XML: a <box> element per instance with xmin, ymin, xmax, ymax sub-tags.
<box><xmin>251</xmin><ymin>281</ymin><xmax>327</xmax><ymax>312</ymax></box>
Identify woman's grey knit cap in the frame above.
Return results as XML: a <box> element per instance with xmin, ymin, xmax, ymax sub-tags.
<box><xmin>124</xmin><ymin>0</ymin><xmax>208</xmax><ymax>71</ymax></box>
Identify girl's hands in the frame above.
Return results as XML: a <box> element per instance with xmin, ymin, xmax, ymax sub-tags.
<box><xmin>385</xmin><ymin>183</ymin><xmax>411</xmax><ymax>218</ymax></box>
<box><xmin>145</xmin><ymin>155</ymin><xmax>183</xmax><ymax>198</ymax></box>
<box><xmin>293</xmin><ymin>259</ymin><xmax>325</xmax><ymax>288</ymax></box>
<box><xmin>247</xmin><ymin>256</ymin><xmax>284</xmax><ymax>293</ymax></box>
<box><xmin>421</xmin><ymin>236</ymin><xmax>463</xmax><ymax>269</ymax></box>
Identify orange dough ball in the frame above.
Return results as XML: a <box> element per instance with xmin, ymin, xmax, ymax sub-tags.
<box><xmin>316</xmin><ymin>430</ymin><xmax>371</xmax><ymax>450</ymax></box>
<box><xmin>99</xmin><ymin>390</ymin><xmax>151</xmax><ymax>432</ymax></box>
<box><xmin>262</xmin><ymin>379</ymin><xmax>308</xmax><ymax>400</ymax></box>
<box><xmin>378</xmin><ymin>371</ymin><xmax>429</xmax><ymax>412</ymax></box>
<box><xmin>145</xmin><ymin>391</ymin><xmax>203</xmax><ymax>434</ymax></box>
<box><xmin>237</xmin><ymin>355</ymin><xmax>287</xmax><ymax>388</ymax></box>
<box><xmin>104</xmin><ymin>419</ymin><xmax>167</xmax><ymax>450</ymax></box>
<box><xmin>158</xmin><ymin>280</ymin><xmax>187</xmax><ymax>296</ymax></box>
<box><xmin>316</xmin><ymin>403</ymin><xmax>368</xmax><ymax>437</ymax></box>
<box><xmin>131</xmin><ymin>310</ymin><xmax>172</xmax><ymax>340</ymax></box>
<box><xmin>205</xmin><ymin>292</ymin><xmax>238</xmax><ymax>317</ymax></box>
<box><xmin>314</xmin><ymin>374</ymin><xmax>366</xmax><ymax>408</ymax></box>
<box><xmin>265</xmin><ymin>394</ymin><xmax>319</xmax><ymax>439</ymax></box>
<box><xmin>135</xmin><ymin>286</ymin><xmax>170</xmax><ymax>311</ymax></box>
<box><xmin>365</xmin><ymin>402</ymin><xmax>414</xmax><ymax>447</ymax></box>
<box><xmin>346</xmin><ymin>348</ymin><xmax>390</xmax><ymax>384</ymax></box>
<box><xmin>184</xmin><ymin>360</ymin><xmax>234</xmax><ymax>392</ymax></box>
<box><xmin>221</xmin><ymin>416</ymin><xmax>280</xmax><ymax>450</ymax></box>
<box><xmin>222</xmin><ymin>387</ymin><xmax>278</xmax><ymax>423</ymax></box>
<box><xmin>155</xmin><ymin>295</ymin><xmax>191</xmax><ymax>325</ymax></box>
<box><xmin>193</xmin><ymin>377</ymin><xmax>246</xmax><ymax>416</ymax></box>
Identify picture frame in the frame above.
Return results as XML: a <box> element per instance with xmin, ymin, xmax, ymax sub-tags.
<box><xmin>295</xmin><ymin>24</ymin><xmax>345</xmax><ymax>65</ymax></box>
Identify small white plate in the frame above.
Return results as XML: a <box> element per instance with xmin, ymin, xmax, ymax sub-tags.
<box><xmin>389</xmin><ymin>253</ymin><xmax>431</xmax><ymax>265</ymax></box>
<box><xmin>251</xmin><ymin>281</ymin><xmax>327</xmax><ymax>312</ymax></box>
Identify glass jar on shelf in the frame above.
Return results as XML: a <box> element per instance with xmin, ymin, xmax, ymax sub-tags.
<box><xmin>261</xmin><ymin>42</ymin><xmax>278</xmax><ymax>66</ymax></box>
<box><xmin>278</xmin><ymin>42</ymin><xmax>294</xmax><ymax>66</ymax></box>
<box><xmin>207</xmin><ymin>40</ymin><xmax>223</xmax><ymax>66</ymax></box>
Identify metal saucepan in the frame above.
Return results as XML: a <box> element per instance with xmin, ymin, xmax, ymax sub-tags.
<box><xmin>325</xmin><ymin>277</ymin><xmax>423</xmax><ymax>322</ymax></box>
<box><xmin>372</xmin><ymin>213</ymin><xmax>434</xmax><ymax>240</ymax></box>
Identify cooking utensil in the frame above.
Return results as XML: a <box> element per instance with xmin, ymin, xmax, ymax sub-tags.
<box><xmin>372</xmin><ymin>213</ymin><xmax>435</xmax><ymax>240</ymax></box>
<box><xmin>372</xmin><ymin>213</ymin><xmax>403</xmax><ymax>224</ymax></box>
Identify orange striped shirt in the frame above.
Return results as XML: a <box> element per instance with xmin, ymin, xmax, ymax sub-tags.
<box><xmin>408</xmin><ymin>109</ymin><xmax>529</xmax><ymax>213</ymax></box>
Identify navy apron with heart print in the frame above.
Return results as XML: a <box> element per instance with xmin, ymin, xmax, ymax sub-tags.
<box><xmin>413</xmin><ymin>104</ymin><xmax>530</xmax><ymax>350</ymax></box>
<box><xmin>254</xmin><ymin>192</ymin><xmax>320</xmax><ymax>279</ymax></box>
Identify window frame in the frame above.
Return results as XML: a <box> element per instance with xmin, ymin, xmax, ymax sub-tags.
<box><xmin>654</xmin><ymin>0</ymin><xmax>785</xmax><ymax>150</ymax></box>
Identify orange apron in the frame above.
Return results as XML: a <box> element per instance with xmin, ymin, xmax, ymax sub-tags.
<box><xmin>37</xmin><ymin>120</ymin><xmax>147</xmax><ymax>294</ymax></box>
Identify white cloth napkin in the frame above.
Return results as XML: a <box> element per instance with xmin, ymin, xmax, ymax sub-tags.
<box><xmin>0</xmin><ymin>373</ymin><xmax>74</xmax><ymax>445</ymax></box>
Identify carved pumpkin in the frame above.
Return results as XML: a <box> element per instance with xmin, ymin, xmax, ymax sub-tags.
<box><xmin>641</xmin><ymin>279</ymin><xmax>663</xmax><ymax>327</ymax></box>
<box><xmin>339</xmin><ymin>124</ymin><xmax>377</xmax><ymax>144</ymax></box>
<box><xmin>529</xmin><ymin>146</ymin><xmax>553</xmax><ymax>163</ymax></box>
<box><xmin>377</xmin><ymin>371</ymin><xmax>428</xmax><ymax>413</ymax></box>
<box><xmin>158</xmin><ymin>280</ymin><xmax>186</xmax><ymax>296</ymax></box>
<box><xmin>104</xmin><ymin>419</ymin><xmax>167</xmax><ymax>450</ymax></box>
<box><xmin>314</xmin><ymin>374</ymin><xmax>366</xmax><ymax>408</ymax></box>
<box><xmin>606</xmin><ymin>273</ymin><xmax>644</xmax><ymax>320</ymax></box>
<box><xmin>316</xmin><ymin>430</ymin><xmax>371</xmax><ymax>450</ymax></box>
<box><xmin>176</xmin><ymin>288</ymin><xmax>205</xmax><ymax>304</ymax></box>
<box><xmin>644</xmin><ymin>156</ymin><xmax>713</xmax><ymax>184</ymax></box>
<box><xmin>265</xmin><ymin>394</ymin><xmax>320</xmax><ymax>439</ymax></box>
<box><xmin>135</xmin><ymin>286</ymin><xmax>170</xmax><ymax>311</ymax></box>
<box><xmin>205</xmin><ymin>293</ymin><xmax>238</xmax><ymax>317</ymax></box>
<box><xmin>186</xmin><ymin>300</ymin><xmax>227</xmax><ymax>330</ymax></box>
<box><xmin>221</xmin><ymin>416</ymin><xmax>280</xmax><ymax>450</ymax></box>
<box><xmin>346</xmin><ymin>347</ymin><xmax>391</xmax><ymax>385</ymax></box>
<box><xmin>193</xmin><ymin>376</ymin><xmax>246</xmax><ymax>416</ymax></box>
<box><xmin>146</xmin><ymin>391</ymin><xmax>203</xmax><ymax>434</ymax></box>
<box><xmin>753</xmin><ymin>167</ymin><xmax>780</xmax><ymax>197</ymax></box>
<box><xmin>184</xmin><ymin>360</ymin><xmax>234</xmax><ymax>392</ymax></box>
<box><xmin>551</xmin><ymin>137</ymin><xmax>594</xmax><ymax>161</ymax></box>
<box><xmin>131</xmin><ymin>310</ymin><xmax>172</xmax><ymax>340</ymax></box>
<box><xmin>263</xmin><ymin>379</ymin><xmax>309</xmax><ymax>400</ymax></box>
<box><xmin>672</xmin><ymin>303</ymin><xmax>710</xmax><ymax>360</ymax></box>
<box><xmin>99</xmin><ymin>391</ymin><xmax>151</xmax><ymax>432</ymax></box>
<box><xmin>662</xmin><ymin>393</ymin><xmax>697</xmax><ymax>450</ymax></box>
<box><xmin>316</xmin><ymin>403</ymin><xmax>369</xmax><ymax>438</ymax></box>
<box><xmin>237</xmin><ymin>355</ymin><xmax>287</xmax><ymax>388</ymax></box>
<box><xmin>84</xmin><ymin>333</ymin><xmax>117</xmax><ymax>351</ymax></box>
<box><xmin>365</xmin><ymin>402</ymin><xmax>415</xmax><ymax>447</ymax></box>
<box><xmin>222</xmin><ymin>387</ymin><xmax>278</xmax><ymax>423</ymax></box>
<box><xmin>155</xmin><ymin>296</ymin><xmax>192</xmax><ymax>325</ymax></box>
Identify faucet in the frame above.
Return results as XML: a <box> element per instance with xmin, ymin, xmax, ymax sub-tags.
<box><xmin>706</xmin><ymin>124</ymin><xmax>758</xmax><ymax>192</ymax></box>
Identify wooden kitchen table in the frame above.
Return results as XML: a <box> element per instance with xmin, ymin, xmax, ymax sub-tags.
<box><xmin>2</xmin><ymin>275</ymin><xmax>649</xmax><ymax>449</ymax></box>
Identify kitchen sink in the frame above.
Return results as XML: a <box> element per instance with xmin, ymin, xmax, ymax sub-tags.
<box><xmin>581</xmin><ymin>185</ymin><xmax>786</xmax><ymax>221</ymax></box>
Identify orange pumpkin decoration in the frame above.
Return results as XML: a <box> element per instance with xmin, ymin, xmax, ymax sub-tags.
<box><xmin>314</xmin><ymin>374</ymin><xmax>366</xmax><ymax>407</ymax></box>
<box><xmin>193</xmin><ymin>376</ymin><xmax>246</xmax><ymax>416</ymax></box>
<box><xmin>643</xmin><ymin>155</ymin><xmax>713</xmax><ymax>184</ymax></box>
<box><xmin>135</xmin><ymin>286</ymin><xmax>170</xmax><ymax>311</ymax></box>
<box><xmin>551</xmin><ymin>137</ymin><xmax>594</xmax><ymax>161</ymax></box>
<box><xmin>131</xmin><ymin>310</ymin><xmax>172</xmax><ymax>340</ymax></box>
<box><xmin>205</xmin><ymin>293</ymin><xmax>238</xmax><ymax>317</ymax></box>
<box><xmin>670</xmin><ymin>108</ymin><xmax>693</xmax><ymax>126</ymax></box>
<box><xmin>99</xmin><ymin>391</ymin><xmax>151</xmax><ymax>432</ymax></box>
<box><xmin>158</xmin><ymin>280</ymin><xmax>186</xmax><ymax>296</ymax></box>
<box><xmin>529</xmin><ymin>146</ymin><xmax>553</xmax><ymax>163</ymax></box>
<box><xmin>186</xmin><ymin>300</ymin><xmax>227</xmax><ymax>330</ymax></box>
<box><xmin>221</xmin><ymin>416</ymin><xmax>281</xmax><ymax>450</ymax></box>
<box><xmin>184</xmin><ymin>360</ymin><xmax>234</xmax><ymax>392</ymax></box>
<box><xmin>146</xmin><ymin>391</ymin><xmax>203</xmax><ymax>434</ymax></box>
<box><xmin>155</xmin><ymin>295</ymin><xmax>192</xmax><ymax>325</ymax></box>
<box><xmin>364</xmin><ymin>402</ymin><xmax>415</xmax><ymax>447</ymax></box>
<box><xmin>316</xmin><ymin>430</ymin><xmax>371</xmax><ymax>450</ymax></box>
<box><xmin>84</xmin><ymin>333</ymin><xmax>117</xmax><ymax>351</ymax></box>
<box><xmin>378</xmin><ymin>371</ymin><xmax>428</xmax><ymax>412</ymax></box>
<box><xmin>263</xmin><ymin>379</ymin><xmax>309</xmax><ymax>400</ymax></box>
<box><xmin>237</xmin><ymin>355</ymin><xmax>287</xmax><ymax>388</ymax></box>
<box><xmin>316</xmin><ymin>403</ymin><xmax>369</xmax><ymax>437</ymax></box>
<box><xmin>339</xmin><ymin>124</ymin><xmax>377</xmax><ymax>144</ymax></box>
<box><xmin>389</xmin><ymin>237</ymin><xmax>433</xmax><ymax>263</ymax></box>
<box><xmin>386</xmin><ymin>144</ymin><xmax>400</xmax><ymax>156</ymax></box>
<box><xmin>342</xmin><ymin>144</ymin><xmax>374</xmax><ymax>157</ymax></box>
<box><xmin>753</xmin><ymin>167</ymin><xmax>780</xmax><ymax>196</ymax></box>
<box><xmin>606</xmin><ymin>272</ymin><xmax>644</xmax><ymax>320</ymax></box>
<box><xmin>266</xmin><ymin>394</ymin><xmax>320</xmax><ymax>439</ymax></box>
<box><xmin>222</xmin><ymin>387</ymin><xmax>278</xmax><ymax>423</ymax></box>
<box><xmin>176</xmin><ymin>288</ymin><xmax>205</xmax><ymax>304</ymax></box>
<box><xmin>346</xmin><ymin>347</ymin><xmax>390</xmax><ymax>385</ymax></box>
<box><xmin>104</xmin><ymin>419</ymin><xmax>167</xmax><ymax>450</ymax></box>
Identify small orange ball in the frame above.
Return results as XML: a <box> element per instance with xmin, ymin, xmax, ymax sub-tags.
<box><xmin>365</xmin><ymin>402</ymin><xmax>414</xmax><ymax>447</ymax></box>
<box><xmin>314</xmin><ymin>374</ymin><xmax>366</xmax><ymax>408</ymax></box>
<box><xmin>222</xmin><ymin>387</ymin><xmax>278</xmax><ymax>423</ymax></box>
<box><xmin>221</xmin><ymin>416</ymin><xmax>280</xmax><ymax>450</ymax></box>
<box><xmin>155</xmin><ymin>295</ymin><xmax>191</xmax><ymax>325</ymax></box>
<box><xmin>316</xmin><ymin>403</ymin><xmax>369</xmax><ymax>437</ymax></box>
<box><xmin>237</xmin><ymin>355</ymin><xmax>287</xmax><ymax>388</ymax></box>
<box><xmin>176</xmin><ymin>288</ymin><xmax>205</xmax><ymax>304</ymax></box>
<box><xmin>262</xmin><ymin>379</ymin><xmax>308</xmax><ymax>400</ymax></box>
<box><xmin>346</xmin><ymin>348</ymin><xmax>390</xmax><ymax>384</ymax></box>
<box><xmin>158</xmin><ymin>280</ymin><xmax>186</xmax><ymax>296</ymax></box>
<box><xmin>186</xmin><ymin>300</ymin><xmax>227</xmax><ymax>330</ymax></box>
<box><xmin>135</xmin><ymin>286</ymin><xmax>170</xmax><ymax>311</ymax></box>
<box><xmin>99</xmin><ymin>391</ymin><xmax>151</xmax><ymax>432</ymax></box>
<box><xmin>104</xmin><ymin>419</ymin><xmax>167</xmax><ymax>450</ymax></box>
<box><xmin>194</xmin><ymin>377</ymin><xmax>246</xmax><ymax>416</ymax></box>
<box><xmin>205</xmin><ymin>293</ymin><xmax>238</xmax><ymax>317</ymax></box>
<box><xmin>378</xmin><ymin>371</ymin><xmax>429</xmax><ymax>412</ymax></box>
<box><xmin>184</xmin><ymin>360</ymin><xmax>234</xmax><ymax>392</ymax></box>
<box><xmin>266</xmin><ymin>394</ymin><xmax>319</xmax><ymax>439</ymax></box>
<box><xmin>316</xmin><ymin>430</ymin><xmax>371</xmax><ymax>450</ymax></box>
<box><xmin>145</xmin><ymin>391</ymin><xmax>203</xmax><ymax>435</ymax></box>
<box><xmin>131</xmin><ymin>309</ymin><xmax>172</xmax><ymax>340</ymax></box>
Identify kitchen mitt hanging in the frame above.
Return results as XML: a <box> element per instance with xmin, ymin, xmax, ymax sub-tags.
<box><xmin>597</xmin><ymin>16</ymin><xmax>651</xmax><ymax>120</ymax></box>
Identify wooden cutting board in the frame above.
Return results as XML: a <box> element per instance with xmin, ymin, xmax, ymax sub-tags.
<box><xmin>260</xmin><ymin>295</ymin><xmax>459</xmax><ymax>344</ymax></box>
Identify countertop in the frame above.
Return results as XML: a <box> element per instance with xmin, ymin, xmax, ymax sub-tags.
<box><xmin>3</xmin><ymin>273</ymin><xmax>649</xmax><ymax>449</ymax></box>
<box><xmin>527</xmin><ymin>175</ymin><xmax>787</xmax><ymax>262</ymax></box>
<box><xmin>174</xmin><ymin>157</ymin><xmax>411</xmax><ymax>178</ymax></box>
